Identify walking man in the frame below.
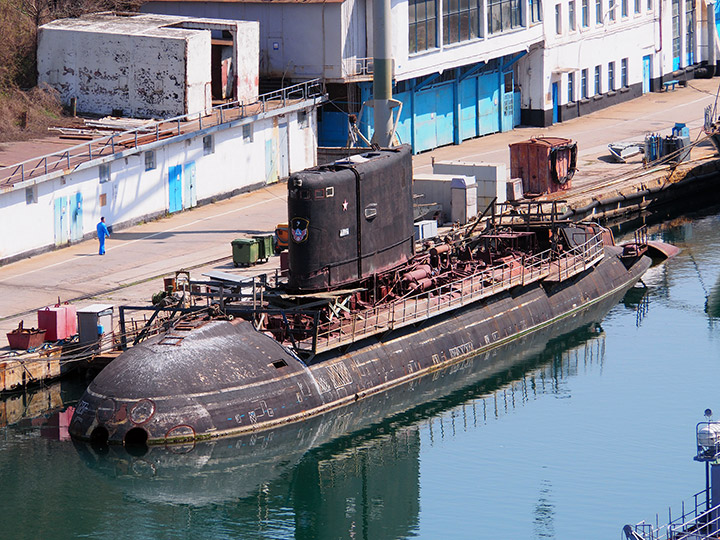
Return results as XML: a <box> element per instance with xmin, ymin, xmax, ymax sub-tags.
<box><xmin>97</xmin><ymin>216</ymin><xmax>110</xmax><ymax>255</ymax></box>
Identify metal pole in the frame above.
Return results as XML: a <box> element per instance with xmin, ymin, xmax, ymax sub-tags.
<box><xmin>707</xmin><ymin>461</ymin><xmax>711</xmax><ymax>512</ymax></box>
<box><xmin>371</xmin><ymin>0</ymin><xmax>393</xmax><ymax>147</ymax></box>
<box><xmin>708</xmin><ymin>2</ymin><xmax>717</xmax><ymax>77</ymax></box>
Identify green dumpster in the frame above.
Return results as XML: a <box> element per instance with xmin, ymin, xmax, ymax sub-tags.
<box><xmin>253</xmin><ymin>235</ymin><xmax>274</xmax><ymax>262</ymax></box>
<box><xmin>231</xmin><ymin>238</ymin><xmax>258</xmax><ymax>267</ymax></box>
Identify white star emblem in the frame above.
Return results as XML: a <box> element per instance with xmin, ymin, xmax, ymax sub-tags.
<box><xmin>342</xmin><ymin>200</ymin><xmax>348</xmax><ymax>211</ymax></box>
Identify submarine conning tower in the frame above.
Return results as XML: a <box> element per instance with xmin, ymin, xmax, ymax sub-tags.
<box><xmin>287</xmin><ymin>145</ymin><xmax>414</xmax><ymax>292</ymax></box>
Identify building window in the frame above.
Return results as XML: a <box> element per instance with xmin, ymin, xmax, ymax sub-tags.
<box><xmin>243</xmin><ymin>124</ymin><xmax>253</xmax><ymax>142</ymax></box>
<box><xmin>582</xmin><ymin>0</ymin><xmax>589</xmax><ymax>25</ymax></box>
<box><xmin>487</xmin><ymin>0</ymin><xmax>522</xmax><ymax>34</ymax></box>
<box><xmin>634</xmin><ymin>0</ymin><xmax>640</xmax><ymax>13</ymax></box>
<box><xmin>622</xmin><ymin>0</ymin><xmax>628</xmax><ymax>16</ymax></box>
<box><xmin>672</xmin><ymin>0</ymin><xmax>681</xmax><ymax>69</ymax></box>
<box><xmin>25</xmin><ymin>186</ymin><xmax>37</xmax><ymax>205</ymax></box>
<box><xmin>569</xmin><ymin>0</ymin><xmax>576</xmax><ymax>29</ymax></box>
<box><xmin>443</xmin><ymin>0</ymin><xmax>481</xmax><ymax>43</ymax></box>
<box><xmin>145</xmin><ymin>151</ymin><xmax>156</xmax><ymax>171</ymax></box>
<box><xmin>581</xmin><ymin>68</ymin><xmax>588</xmax><ymax>98</ymax></box>
<box><xmin>555</xmin><ymin>3</ymin><xmax>562</xmax><ymax>33</ymax></box>
<box><xmin>596</xmin><ymin>0</ymin><xmax>602</xmax><ymax>23</ymax></box>
<box><xmin>203</xmin><ymin>134</ymin><xmax>214</xmax><ymax>155</ymax></box>
<box><xmin>608</xmin><ymin>0</ymin><xmax>616</xmax><ymax>20</ymax></box>
<box><xmin>530</xmin><ymin>0</ymin><xmax>543</xmax><ymax>22</ymax></box>
<box><xmin>594</xmin><ymin>65</ymin><xmax>601</xmax><ymax>94</ymax></box>
<box><xmin>621</xmin><ymin>57</ymin><xmax>629</xmax><ymax>87</ymax></box>
<box><xmin>686</xmin><ymin>0</ymin><xmax>696</xmax><ymax>65</ymax></box>
<box><xmin>647</xmin><ymin>0</ymin><xmax>652</xmax><ymax>10</ymax></box>
<box><xmin>99</xmin><ymin>163</ymin><xmax>110</xmax><ymax>184</ymax></box>
<box><xmin>608</xmin><ymin>61</ymin><xmax>615</xmax><ymax>90</ymax></box>
<box><xmin>568</xmin><ymin>72</ymin><xmax>575</xmax><ymax>102</ymax></box>
<box><xmin>409</xmin><ymin>0</ymin><xmax>437</xmax><ymax>53</ymax></box>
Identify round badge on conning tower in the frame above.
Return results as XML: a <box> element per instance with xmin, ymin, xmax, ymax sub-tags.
<box><xmin>291</xmin><ymin>217</ymin><xmax>309</xmax><ymax>243</ymax></box>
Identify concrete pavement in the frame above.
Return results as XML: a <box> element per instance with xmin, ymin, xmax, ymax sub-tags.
<box><xmin>2</xmin><ymin>77</ymin><xmax>719</xmax><ymax>345</ymax></box>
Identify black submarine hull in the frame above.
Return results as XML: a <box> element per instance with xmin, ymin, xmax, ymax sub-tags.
<box><xmin>68</xmin><ymin>246</ymin><xmax>650</xmax><ymax>445</ymax></box>
<box><xmin>73</xmin><ymin>311</ymin><xmax>612</xmax><ymax>508</ymax></box>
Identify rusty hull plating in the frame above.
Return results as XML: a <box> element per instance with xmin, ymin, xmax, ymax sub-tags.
<box><xmin>69</xmin><ymin>146</ymin><xmax>657</xmax><ymax>446</ymax></box>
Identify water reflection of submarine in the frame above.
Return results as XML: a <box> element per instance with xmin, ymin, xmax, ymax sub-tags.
<box><xmin>705</xmin><ymin>277</ymin><xmax>720</xmax><ymax>318</ymax></box>
<box><xmin>73</xmin><ymin>292</ymin><xmax>616</xmax><ymax>507</ymax></box>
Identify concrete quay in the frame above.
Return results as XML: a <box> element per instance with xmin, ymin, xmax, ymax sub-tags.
<box><xmin>1</xmin><ymin>77</ymin><xmax>719</xmax><ymax>355</ymax></box>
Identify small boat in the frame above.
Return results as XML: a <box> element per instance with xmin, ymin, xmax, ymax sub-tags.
<box><xmin>69</xmin><ymin>145</ymin><xmax>668</xmax><ymax>447</ymax></box>
<box><xmin>608</xmin><ymin>142</ymin><xmax>644</xmax><ymax>163</ymax></box>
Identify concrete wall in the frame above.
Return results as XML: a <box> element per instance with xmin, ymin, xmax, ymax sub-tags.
<box><xmin>432</xmin><ymin>161</ymin><xmax>508</xmax><ymax>209</ymax></box>
<box><xmin>0</xmin><ymin>107</ymin><xmax>318</xmax><ymax>264</ymax></box>
<box><xmin>38</xmin><ymin>26</ymin><xmax>211</xmax><ymax>118</ymax></box>
<box><xmin>234</xmin><ymin>21</ymin><xmax>260</xmax><ymax>101</ymax></box>
<box><xmin>143</xmin><ymin>1</ymin><xmax>344</xmax><ymax>79</ymax></box>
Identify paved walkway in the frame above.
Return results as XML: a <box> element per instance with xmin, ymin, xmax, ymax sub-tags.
<box><xmin>1</xmin><ymin>78</ymin><xmax>719</xmax><ymax>344</ymax></box>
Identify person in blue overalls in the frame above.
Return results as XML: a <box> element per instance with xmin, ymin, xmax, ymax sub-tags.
<box><xmin>97</xmin><ymin>216</ymin><xmax>110</xmax><ymax>255</ymax></box>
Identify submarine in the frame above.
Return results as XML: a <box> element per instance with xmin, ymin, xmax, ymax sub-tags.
<box><xmin>69</xmin><ymin>144</ymin><xmax>663</xmax><ymax>446</ymax></box>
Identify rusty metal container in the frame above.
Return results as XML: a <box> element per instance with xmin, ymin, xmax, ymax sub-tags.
<box><xmin>509</xmin><ymin>137</ymin><xmax>577</xmax><ymax>195</ymax></box>
<box><xmin>6</xmin><ymin>327</ymin><xmax>46</xmax><ymax>350</ymax></box>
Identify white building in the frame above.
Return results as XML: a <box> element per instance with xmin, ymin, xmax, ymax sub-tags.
<box><xmin>520</xmin><ymin>0</ymin><xmax>717</xmax><ymax>125</ymax></box>
<box><xmin>2</xmin><ymin>9</ymin><xmax>326</xmax><ymax>264</ymax></box>
<box><xmin>38</xmin><ymin>12</ymin><xmax>259</xmax><ymax>119</ymax></box>
<box><xmin>143</xmin><ymin>0</ymin><xmax>718</xmax><ymax>150</ymax></box>
<box><xmin>0</xmin><ymin>84</ymin><xmax>324</xmax><ymax>264</ymax></box>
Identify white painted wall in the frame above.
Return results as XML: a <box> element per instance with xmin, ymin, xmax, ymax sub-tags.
<box><xmin>392</xmin><ymin>0</ymin><xmax>544</xmax><ymax>82</ymax></box>
<box><xmin>0</xmin><ymin>108</ymin><xmax>318</xmax><ymax>263</ymax></box>
<box><xmin>517</xmin><ymin>0</ymin><xmax>659</xmax><ymax>111</ymax></box>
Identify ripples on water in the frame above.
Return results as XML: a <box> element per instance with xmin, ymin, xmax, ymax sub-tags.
<box><xmin>2</xmin><ymin>209</ymin><xmax>720</xmax><ymax>539</ymax></box>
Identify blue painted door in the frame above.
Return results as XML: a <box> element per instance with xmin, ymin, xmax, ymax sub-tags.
<box><xmin>459</xmin><ymin>78</ymin><xmax>478</xmax><ymax>142</ymax></box>
<box><xmin>265</xmin><ymin>138</ymin><xmax>278</xmax><ymax>183</ymax></box>
<box><xmin>414</xmin><ymin>89</ymin><xmax>438</xmax><ymax>152</ymax></box>
<box><xmin>552</xmin><ymin>82</ymin><xmax>559</xmax><ymax>124</ymax></box>
<box><xmin>54</xmin><ymin>197</ymin><xmax>68</xmax><ymax>246</ymax></box>
<box><xmin>643</xmin><ymin>55</ymin><xmax>652</xmax><ymax>94</ymax></box>
<box><xmin>183</xmin><ymin>162</ymin><xmax>197</xmax><ymax>209</ymax></box>
<box><xmin>70</xmin><ymin>192</ymin><xmax>83</xmax><ymax>241</ymax></box>
<box><xmin>435</xmin><ymin>83</ymin><xmax>454</xmax><ymax>147</ymax></box>
<box><xmin>394</xmin><ymin>90</ymin><xmax>413</xmax><ymax>147</ymax></box>
<box><xmin>477</xmin><ymin>72</ymin><xmax>500</xmax><ymax>136</ymax></box>
<box><xmin>501</xmin><ymin>74</ymin><xmax>515</xmax><ymax>132</ymax></box>
<box><xmin>318</xmin><ymin>110</ymin><xmax>349</xmax><ymax>147</ymax></box>
<box><xmin>414</xmin><ymin>82</ymin><xmax>455</xmax><ymax>153</ymax></box>
<box><xmin>168</xmin><ymin>165</ymin><xmax>182</xmax><ymax>213</ymax></box>
<box><xmin>513</xmin><ymin>91</ymin><xmax>521</xmax><ymax>127</ymax></box>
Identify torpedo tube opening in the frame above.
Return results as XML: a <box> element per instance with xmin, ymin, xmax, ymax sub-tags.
<box><xmin>124</xmin><ymin>427</ymin><xmax>149</xmax><ymax>456</ymax></box>
<box><xmin>90</xmin><ymin>426</ymin><xmax>110</xmax><ymax>454</ymax></box>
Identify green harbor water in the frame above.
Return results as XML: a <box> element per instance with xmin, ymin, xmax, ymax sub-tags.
<box><xmin>2</xmin><ymin>207</ymin><xmax>720</xmax><ymax>539</ymax></box>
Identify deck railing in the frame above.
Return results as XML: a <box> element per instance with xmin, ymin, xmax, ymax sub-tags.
<box><xmin>304</xmin><ymin>231</ymin><xmax>604</xmax><ymax>354</ymax></box>
<box><xmin>624</xmin><ymin>489</ymin><xmax>719</xmax><ymax>540</ymax></box>
<box><xmin>0</xmin><ymin>79</ymin><xmax>325</xmax><ymax>187</ymax></box>
<box><xmin>550</xmin><ymin>230</ymin><xmax>605</xmax><ymax>281</ymax></box>
<box><xmin>342</xmin><ymin>57</ymin><xmax>373</xmax><ymax>78</ymax></box>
